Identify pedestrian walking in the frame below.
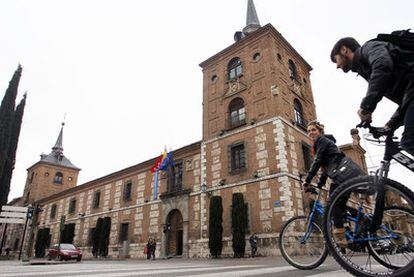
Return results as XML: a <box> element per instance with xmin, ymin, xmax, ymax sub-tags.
<box><xmin>249</xmin><ymin>233</ymin><xmax>258</xmax><ymax>257</ymax></box>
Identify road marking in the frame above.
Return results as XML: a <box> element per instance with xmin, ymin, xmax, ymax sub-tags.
<box><xmin>306</xmin><ymin>270</ymin><xmax>352</xmax><ymax>277</ymax></box>
<box><xmin>0</xmin><ymin>264</ymin><xmax>207</xmax><ymax>276</ymax></box>
<box><xmin>176</xmin><ymin>265</ymin><xmax>296</xmax><ymax>277</ymax></box>
<box><xmin>71</xmin><ymin>265</ymin><xmax>263</xmax><ymax>277</ymax></box>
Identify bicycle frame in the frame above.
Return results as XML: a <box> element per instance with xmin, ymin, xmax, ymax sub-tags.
<box><xmin>371</xmin><ymin>131</ymin><xmax>414</xmax><ymax>232</ymax></box>
<box><xmin>301</xmin><ymin>192</ymin><xmax>324</xmax><ymax>243</ymax></box>
<box><xmin>301</xmin><ymin>186</ymin><xmax>400</xmax><ymax>247</ymax></box>
<box><xmin>344</xmin><ymin>207</ymin><xmax>399</xmax><ymax>244</ymax></box>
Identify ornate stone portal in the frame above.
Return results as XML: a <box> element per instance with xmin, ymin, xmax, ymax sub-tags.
<box><xmin>160</xmin><ymin>194</ymin><xmax>189</xmax><ymax>258</ymax></box>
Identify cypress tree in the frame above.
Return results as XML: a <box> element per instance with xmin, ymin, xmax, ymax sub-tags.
<box><xmin>208</xmin><ymin>196</ymin><xmax>223</xmax><ymax>258</ymax></box>
<box><xmin>92</xmin><ymin>218</ymin><xmax>103</xmax><ymax>257</ymax></box>
<box><xmin>100</xmin><ymin>217</ymin><xmax>111</xmax><ymax>256</ymax></box>
<box><xmin>0</xmin><ymin>65</ymin><xmax>24</xmax><ymax>209</ymax></box>
<box><xmin>231</xmin><ymin>193</ymin><xmax>246</xmax><ymax>258</ymax></box>
<box><xmin>0</xmin><ymin>94</ymin><xmax>26</xmax><ymax>208</ymax></box>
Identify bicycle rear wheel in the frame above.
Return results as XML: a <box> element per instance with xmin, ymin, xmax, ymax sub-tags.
<box><xmin>324</xmin><ymin>176</ymin><xmax>414</xmax><ymax>277</ymax></box>
<box><xmin>279</xmin><ymin>215</ymin><xmax>328</xmax><ymax>270</ymax></box>
<box><xmin>367</xmin><ymin>206</ymin><xmax>414</xmax><ymax>270</ymax></box>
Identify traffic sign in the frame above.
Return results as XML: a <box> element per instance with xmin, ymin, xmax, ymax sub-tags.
<box><xmin>1</xmin><ymin>205</ymin><xmax>28</xmax><ymax>213</ymax></box>
<box><xmin>0</xmin><ymin>205</ymin><xmax>31</xmax><ymax>225</ymax></box>
<box><xmin>0</xmin><ymin>218</ymin><xmax>25</xmax><ymax>224</ymax></box>
<box><xmin>0</xmin><ymin>211</ymin><xmax>27</xmax><ymax>218</ymax></box>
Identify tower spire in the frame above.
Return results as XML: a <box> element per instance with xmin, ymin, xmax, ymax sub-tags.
<box><xmin>242</xmin><ymin>0</ymin><xmax>261</xmax><ymax>36</ymax></box>
<box><xmin>51</xmin><ymin>122</ymin><xmax>64</xmax><ymax>155</ymax></box>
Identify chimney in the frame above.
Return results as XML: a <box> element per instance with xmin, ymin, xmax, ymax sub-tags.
<box><xmin>350</xmin><ymin>128</ymin><xmax>360</xmax><ymax>146</ymax></box>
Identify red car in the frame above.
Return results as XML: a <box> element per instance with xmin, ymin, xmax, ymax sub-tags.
<box><xmin>48</xmin><ymin>243</ymin><xmax>82</xmax><ymax>261</ymax></box>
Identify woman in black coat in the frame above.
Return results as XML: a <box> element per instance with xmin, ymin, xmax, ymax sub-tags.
<box><xmin>303</xmin><ymin>121</ymin><xmax>364</xmax><ymax>247</ymax></box>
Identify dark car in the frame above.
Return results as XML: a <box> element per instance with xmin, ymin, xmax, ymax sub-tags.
<box><xmin>48</xmin><ymin>243</ymin><xmax>82</xmax><ymax>261</ymax></box>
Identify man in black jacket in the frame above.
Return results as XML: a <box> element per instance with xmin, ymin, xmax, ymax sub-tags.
<box><xmin>330</xmin><ymin>36</ymin><xmax>414</xmax><ymax>155</ymax></box>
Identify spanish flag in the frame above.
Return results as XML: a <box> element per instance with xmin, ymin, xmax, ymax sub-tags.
<box><xmin>150</xmin><ymin>149</ymin><xmax>167</xmax><ymax>173</ymax></box>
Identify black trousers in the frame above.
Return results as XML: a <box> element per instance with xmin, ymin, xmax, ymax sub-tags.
<box><xmin>329</xmin><ymin>183</ymin><xmax>350</xmax><ymax>228</ymax></box>
<box><xmin>401</xmin><ymin>98</ymin><xmax>414</xmax><ymax>156</ymax></box>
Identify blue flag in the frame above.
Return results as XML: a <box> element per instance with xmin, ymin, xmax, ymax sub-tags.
<box><xmin>159</xmin><ymin>151</ymin><xmax>174</xmax><ymax>171</ymax></box>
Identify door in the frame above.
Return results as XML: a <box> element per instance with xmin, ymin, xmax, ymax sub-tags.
<box><xmin>167</xmin><ymin>209</ymin><xmax>183</xmax><ymax>256</ymax></box>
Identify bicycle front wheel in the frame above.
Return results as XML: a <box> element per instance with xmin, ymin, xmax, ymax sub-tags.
<box><xmin>324</xmin><ymin>176</ymin><xmax>414</xmax><ymax>277</ymax></box>
<box><xmin>367</xmin><ymin>206</ymin><xmax>414</xmax><ymax>270</ymax></box>
<box><xmin>279</xmin><ymin>215</ymin><xmax>328</xmax><ymax>270</ymax></box>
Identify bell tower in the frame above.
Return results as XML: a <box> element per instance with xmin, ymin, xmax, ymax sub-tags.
<box><xmin>200</xmin><ymin>0</ymin><xmax>317</xmax><ymax>141</ymax></box>
<box><xmin>197</xmin><ymin>1</ymin><xmax>319</xmax><ymax>239</ymax></box>
<box><xmin>22</xmin><ymin>123</ymin><xmax>80</xmax><ymax>205</ymax></box>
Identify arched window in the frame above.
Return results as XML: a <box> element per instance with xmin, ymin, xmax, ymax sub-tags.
<box><xmin>288</xmin><ymin>59</ymin><xmax>299</xmax><ymax>81</ymax></box>
<box><xmin>229</xmin><ymin>98</ymin><xmax>246</xmax><ymax>128</ymax></box>
<box><xmin>54</xmin><ymin>172</ymin><xmax>63</xmax><ymax>184</ymax></box>
<box><xmin>294</xmin><ymin>99</ymin><xmax>305</xmax><ymax>128</ymax></box>
<box><xmin>228</xmin><ymin>57</ymin><xmax>243</xmax><ymax>80</ymax></box>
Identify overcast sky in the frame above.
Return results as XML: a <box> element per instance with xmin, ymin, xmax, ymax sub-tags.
<box><xmin>1</xmin><ymin>0</ymin><xmax>413</xmax><ymax>202</ymax></box>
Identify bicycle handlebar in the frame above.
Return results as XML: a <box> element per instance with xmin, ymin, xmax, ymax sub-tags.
<box><xmin>356</xmin><ymin>121</ymin><xmax>391</xmax><ymax>139</ymax></box>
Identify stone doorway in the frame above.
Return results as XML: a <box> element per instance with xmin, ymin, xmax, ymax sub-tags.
<box><xmin>166</xmin><ymin>209</ymin><xmax>183</xmax><ymax>256</ymax></box>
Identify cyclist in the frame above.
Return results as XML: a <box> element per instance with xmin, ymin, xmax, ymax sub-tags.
<box><xmin>330</xmin><ymin>36</ymin><xmax>414</xmax><ymax>156</ymax></box>
<box><xmin>303</xmin><ymin>120</ymin><xmax>364</xmax><ymax>247</ymax></box>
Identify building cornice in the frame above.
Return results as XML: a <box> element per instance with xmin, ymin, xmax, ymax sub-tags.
<box><xmin>37</xmin><ymin>141</ymin><xmax>201</xmax><ymax>204</ymax></box>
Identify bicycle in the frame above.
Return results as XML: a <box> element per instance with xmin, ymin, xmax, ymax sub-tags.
<box><xmin>323</xmin><ymin>123</ymin><xmax>414</xmax><ymax>277</ymax></box>
<box><xmin>279</xmin><ymin>187</ymin><xmax>328</xmax><ymax>269</ymax></box>
<box><xmin>279</xmin><ymin>185</ymin><xmax>414</xmax><ymax>271</ymax></box>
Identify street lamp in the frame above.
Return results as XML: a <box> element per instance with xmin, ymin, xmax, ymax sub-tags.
<box><xmin>200</xmin><ymin>183</ymin><xmax>211</xmax><ymax>197</ymax></box>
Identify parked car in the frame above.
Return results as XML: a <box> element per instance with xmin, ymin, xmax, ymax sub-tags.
<box><xmin>48</xmin><ymin>243</ymin><xmax>82</xmax><ymax>261</ymax></box>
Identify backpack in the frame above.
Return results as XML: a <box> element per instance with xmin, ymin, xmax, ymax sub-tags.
<box><xmin>374</xmin><ymin>29</ymin><xmax>414</xmax><ymax>51</ymax></box>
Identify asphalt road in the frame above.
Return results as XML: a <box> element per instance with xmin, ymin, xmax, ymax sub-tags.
<box><xmin>0</xmin><ymin>256</ymin><xmax>352</xmax><ymax>277</ymax></box>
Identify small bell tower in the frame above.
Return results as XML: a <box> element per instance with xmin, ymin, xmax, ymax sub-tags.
<box><xmin>22</xmin><ymin>122</ymin><xmax>80</xmax><ymax>205</ymax></box>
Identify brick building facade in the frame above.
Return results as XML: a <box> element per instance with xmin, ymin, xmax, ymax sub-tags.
<box><xmin>1</xmin><ymin>0</ymin><xmax>367</xmax><ymax>259</ymax></box>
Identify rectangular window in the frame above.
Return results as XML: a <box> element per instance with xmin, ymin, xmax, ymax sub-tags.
<box><xmin>123</xmin><ymin>181</ymin><xmax>132</xmax><ymax>201</ymax></box>
<box><xmin>93</xmin><ymin>191</ymin><xmax>101</xmax><ymax>209</ymax></box>
<box><xmin>174</xmin><ymin>161</ymin><xmax>183</xmax><ymax>191</ymax></box>
<box><xmin>50</xmin><ymin>204</ymin><xmax>57</xmax><ymax>219</ymax></box>
<box><xmin>167</xmin><ymin>161</ymin><xmax>183</xmax><ymax>193</ymax></box>
<box><xmin>119</xmin><ymin>223</ymin><xmax>129</xmax><ymax>243</ymax></box>
<box><xmin>68</xmin><ymin>198</ymin><xmax>76</xmax><ymax>214</ymax></box>
<box><xmin>230</xmin><ymin>143</ymin><xmax>246</xmax><ymax>172</ymax></box>
<box><xmin>302</xmin><ymin>143</ymin><xmax>312</xmax><ymax>171</ymax></box>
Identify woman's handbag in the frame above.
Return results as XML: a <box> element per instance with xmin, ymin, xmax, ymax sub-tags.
<box><xmin>329</xmin><ymin>156</ymin><xmax>363</xmax><ymax>184</ymax></box>
<box><xmin>144</xmin><ymin>246</ymin><xmax>148</xmax><ymax>254</ymax></box>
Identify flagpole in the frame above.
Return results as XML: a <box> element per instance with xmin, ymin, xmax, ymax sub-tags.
<box><xmin>153</xmin><ymin>169</ymin><xmax>159</xmax><ymax>200</ymax></box>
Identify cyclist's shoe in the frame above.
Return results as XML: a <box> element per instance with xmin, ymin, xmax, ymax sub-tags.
<box><xmin>333</xmin><ymin>228</ymin><xmax>348</xmax><ymax>248</ymax></box>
